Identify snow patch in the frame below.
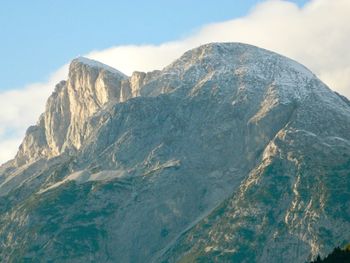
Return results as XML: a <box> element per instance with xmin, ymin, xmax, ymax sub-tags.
<box><xmin>74</xmin><ymin>57</ymin><xmax>127</xmax><ymax>76</ymax></box>
<box><xmin>38</xmin><ymin>169</ymin><xmax>126</xmax><ymax>194</ymax></box>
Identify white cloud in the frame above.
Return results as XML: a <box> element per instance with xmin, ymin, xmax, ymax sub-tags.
<box><xmin>0</xmin><ymin>138</ymin><xmax>22</xmax><ymax>165</ymax></box>
<box><xmin>1</xmin><ymin>0</ymin><xmax>349</xmax><ymax>164</ymax></box>
<box><xmin>0</xmin><ymin>65</ymin><xmax>68</xmax><ymax>164</ymax></box>
<box><xmin>85</xmin><ymin>0</ymin><xmax>350</xmax><ymax>98</ymax></box>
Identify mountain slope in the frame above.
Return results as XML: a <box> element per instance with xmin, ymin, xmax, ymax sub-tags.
<box><xmin>0</xmin><ymin>43</ymin><xmax>349</xmax><ymax>262</ymax></box>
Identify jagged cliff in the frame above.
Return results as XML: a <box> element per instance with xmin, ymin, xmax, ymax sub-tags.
<box><xmin>0</xmin><ymin>43</ymin><xmax>349</xmax><ymax>263</ymax></box>
<box><xmin>15</xmin><ymin>58</ymin><xmax>127</xmax><ymax>165</ymax></box>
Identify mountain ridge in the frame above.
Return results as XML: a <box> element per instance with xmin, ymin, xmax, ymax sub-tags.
<box><xmin>11</xmin><ymin>42</ymin><xmax>350</xmax><ymax>168</ymax></box>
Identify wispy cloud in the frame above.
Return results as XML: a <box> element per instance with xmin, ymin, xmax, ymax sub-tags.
<box><xmin>1</xmin><ymin>0</ymin><xmax>349</xmax><ymax>164</ymax></box>
<box><xmin>86</xmin><ymin>0</ymin><xmax>350</xmax><ymax>97</ymax></box>
<box><xmin>0</xmin><ymin>65</ymin><xmax>68</xmax><ymax>164</ymax></box>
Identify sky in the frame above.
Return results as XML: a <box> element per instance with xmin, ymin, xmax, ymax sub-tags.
<box><xmin>1</xmin><ymin>0</ymin><xmax>349</xmax><ymax>164</ymax></box>
<box><xmin>0</xmin><ymin>0</ymin><xmax>308</xmax><ymax>91</ymax></box>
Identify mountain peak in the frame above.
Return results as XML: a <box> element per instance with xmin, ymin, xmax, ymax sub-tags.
<box><xmin>15</xmin><ymin>57</ymin><xmax>129</xmax><ymax>165</ymax></box>
<box><xmin>140</xmin><ymin>42</ymin><xmax>316</xmax><ymax>101</ymax></box>
<box><xmin>70</xmin><ymin>56</ymin><xmax>127</xmax><ymax>77</ymax></box>
<box><xmin>168</xmin><ymin>42</ymin><xmax>314</xmax><ymax>78</ymax></box>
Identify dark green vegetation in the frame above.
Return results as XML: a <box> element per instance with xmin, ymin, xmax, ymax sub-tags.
<box><xmin>310</xmin><ymin>245</ymin><xmax>350</xmax><ymax>263</ymax></box>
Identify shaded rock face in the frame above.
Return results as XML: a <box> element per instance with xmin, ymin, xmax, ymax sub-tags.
<box><xmin>0</xmin><ymin>43</ymin><xmax>349</xmax><ymax>263</ymax></box>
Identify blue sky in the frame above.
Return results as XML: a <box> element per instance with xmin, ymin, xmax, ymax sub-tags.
<box><xmin>1</xmin><ymin>0</ymin><xmax>308</xmax><ymax>91</ymax></box>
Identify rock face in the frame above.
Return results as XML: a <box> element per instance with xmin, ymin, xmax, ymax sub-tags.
<box><xmin>15</xmin><ymin>57</ymin><xmax>127</xmax><ymax>165</ymax></box>
<box><xmin>0</xmin><ymin>43</ymin><xmax>349</xmax><ymax>263</ymax></box>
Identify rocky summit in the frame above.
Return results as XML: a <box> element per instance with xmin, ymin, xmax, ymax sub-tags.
<box><xmin>0</xmin><ymin>43</ymin><xmax>349</xmax><ymax>263</ymax></box>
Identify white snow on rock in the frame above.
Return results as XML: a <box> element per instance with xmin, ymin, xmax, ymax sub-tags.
<box><xmin>74</xmin><ymin>56</ymin><xmax>127</xmax><ymax>76</ymax></box>
<box><xmin>39</xmin><ymin>169</ymin><xmax>126</xmax><ymax>193</ymax></box>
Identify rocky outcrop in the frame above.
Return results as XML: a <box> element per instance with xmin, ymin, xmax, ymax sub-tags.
<box><xmin>15</xmin><ymin>57</ymin><xmax>128</xmax><ymax>165</ymax></box>
<box><xmin>120</xmin><ymin>71</ymin><xmax>145</xmax><ymax>102</ymax></box>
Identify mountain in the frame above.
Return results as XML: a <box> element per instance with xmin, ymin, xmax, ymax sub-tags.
<box><xmin>0</xmin><ymin>43</ymin><xmax>349</xmax><ymax>263</ymax></box>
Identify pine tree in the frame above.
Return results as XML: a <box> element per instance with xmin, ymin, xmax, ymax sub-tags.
<box><xmin>309</xmin><ymin>245</ymin><xmax>350</xmax><ymax>263</ymax></box>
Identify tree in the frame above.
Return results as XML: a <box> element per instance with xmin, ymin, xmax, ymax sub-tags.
<box><xmin>309</xmin><ymin>245</ymin><xmax>350</xmax><ymax>263</ymax></box>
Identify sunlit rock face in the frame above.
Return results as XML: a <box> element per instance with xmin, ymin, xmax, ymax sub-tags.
<box><xmin>15</xmin><ymin>57</ymin><xmax>127</xmax><ymax>165</ymax></box>
<box><xmin>1</xmin><ymin>43</ymin><xmax>350</xmax><ymax>263</ymax></box>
